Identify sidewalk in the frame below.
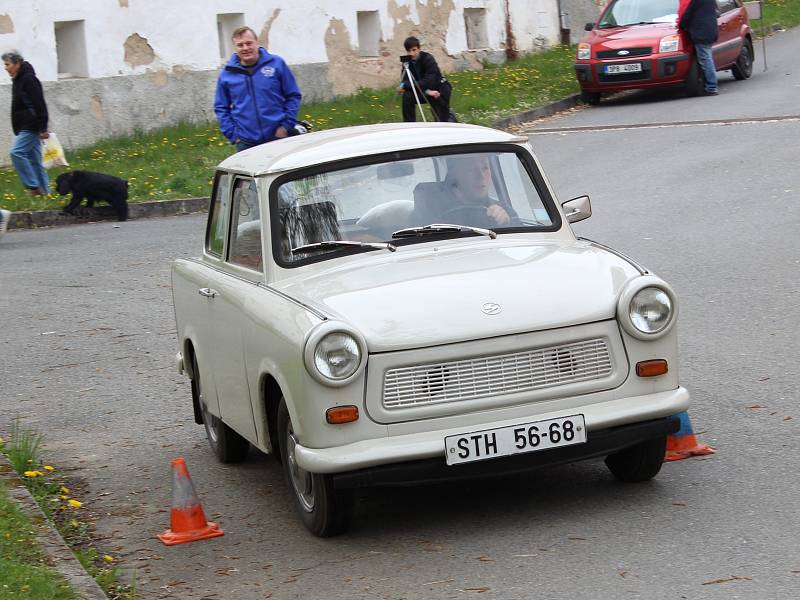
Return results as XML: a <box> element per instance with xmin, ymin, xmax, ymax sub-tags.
<box><xmin>5</xmin><ymin>94</ymin><xmax>583</xmax><ymax>230</ymax></box>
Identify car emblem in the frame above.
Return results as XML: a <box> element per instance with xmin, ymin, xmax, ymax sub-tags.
<box><xmin>481</xmin><ymin>302</ymin><xmax>502</xmax><ymax>315</ymax></box>
<box><xmin>617</xmin><ymin>50</ymin><xmax>630</xmax><ymax>56</ymax></box>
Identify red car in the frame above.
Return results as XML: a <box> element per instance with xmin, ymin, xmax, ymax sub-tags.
<box><xmin>575</xmin><ymin>0</ymin><xmax>753</xmax><ymax>103</ymax></box>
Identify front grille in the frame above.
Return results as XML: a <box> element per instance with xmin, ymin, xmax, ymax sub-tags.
<box><xmin>382</xmin><ymin>338</ymin><xmax>613</xmax><ymax>409</ymax></box>
<box><xmin>597</xmin><ymin>47</ymin><xmax>652</xmax><ymax>59</ymax></box>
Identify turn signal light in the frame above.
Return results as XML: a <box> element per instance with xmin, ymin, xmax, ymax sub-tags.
<box><xmin>326</xmin><ymin>405</ymin><xmax>359</xmax><ymax>424</ymax></box>
<box><xmin>636</xmin><ymin>359</ymin><xmax>668</xmax><ymax>377</ymax></box>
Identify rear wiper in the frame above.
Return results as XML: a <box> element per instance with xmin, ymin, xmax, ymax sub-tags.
<box><xmin>391</xmin><ymin>223</ymin><xmax>497</xmax><ymax>240</ymax></box>
<box><xmin>291</xmin><ymin>240</ymin><xmax>396</xmax><ymax>254</ymax></box>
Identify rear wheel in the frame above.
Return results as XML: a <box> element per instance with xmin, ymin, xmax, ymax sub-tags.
<box><xmin>605</xmin><ymin>435</ymin><xmax>667</xmax><ymax>482</ymax></box>
<box><xmin>277</xmin><ymin>399</ymin><xmax>353</xmax><ymax>537</ymax></box>
<box><xmin>684</xmin><ymin>58</ymin><xmax>704</xmax><ymax>97</ymax></box>
<box><xmin>193</xmin><ymin>355</ymin><xmax>249</xmax><ymax>463</ymax></box>
<box><xmin>581</xmin><ymin>90</ymin><xmax>601</xmax><ymax>105</ymax></box>
<box><xmin>732</xmin><ymin>39</ymin><xmax>753</xmax><ymax>80</ymax></box>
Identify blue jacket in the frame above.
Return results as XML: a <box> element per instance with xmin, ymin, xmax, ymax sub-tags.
<box><xmin>679</xmin><ymin>0</ymin><xmax>719</xmax><ymax>45</ymax></box>
<box><xmin>214</xmin><ymin>48</ymin><xmax>302</xmax><ymax>145</ymax></box>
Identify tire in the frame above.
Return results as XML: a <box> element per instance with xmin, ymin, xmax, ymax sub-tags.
<box><xmin>277</xmin><ymin>399</ymin><xmax>353</xmax><ymax>537</ymax></box>
<box><xmin>581</xmin><ymin>90</ymin><xmax>601</xmax><ymax>105</ymax></box>
<box><xmin>732</xmin><ymin>39</ymin><xmax>753</xmax><ymax>80</ymax></box>
<box><xmin>684</xmin><ymin>58</ymin><xmax>704</xmax><ymax>97</ymax></box>
<box><xmin>605</xmin><ymin>435</ymin><xmax>667</xmax><ymax>483</ymax></box>
<box><xmin>192</xmin><ymin>355</ymin><xmax>250</xmax><ymax>463</ymax></box>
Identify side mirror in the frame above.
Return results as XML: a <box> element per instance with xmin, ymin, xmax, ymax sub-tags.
<box><xmin>561</xmin><ymin>195</ymin><xmax>592</xmax><ymax>224</ymax></box>
<box><xmin>584</xmin><ymin>22</ymin><xmax>595</xmax><ymax>31</ymax></box>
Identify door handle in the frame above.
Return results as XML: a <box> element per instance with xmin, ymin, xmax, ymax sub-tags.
<box><xmin>198</xmin><ymin>288</ymin><xmax>218</xmax><ymax>298</ymax></box>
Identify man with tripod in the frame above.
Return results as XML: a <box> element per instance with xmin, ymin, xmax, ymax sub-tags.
<box><xmin>397</xmin><ymin>37</ymin><xmax>454</xmax><ymax>122</ymax></box>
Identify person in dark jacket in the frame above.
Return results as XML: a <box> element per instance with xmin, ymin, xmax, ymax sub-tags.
<box><xmin>679</xmin><ymin>0</ymin><xmax>720</xmax><ymax>95</ymax></box>
<box><xmin>397</xmin><ymin>37</ymin><xmax>453</xmax><ymax>122</ymax></box>
<box><xmin>3</xmin><ymin>50</ymin><xmax>50</xmax><ymax>195</ymax></box>
<box><xmin>214</xmin><ymin>27</ymin><xmax>302</xmax><ymax>152</ymax></box>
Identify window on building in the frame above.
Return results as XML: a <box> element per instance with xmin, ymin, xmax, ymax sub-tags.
<box><xmin>54</xmin><ymin>20</ymin><xmax>88</xmax><ymax>78</ymax></box>
<box><xmin>464</xmin><ymin>8</ymin><xmax>489</xmax><ymax>50</ymax></box>
<box><xmin>357</xmin><ymin>11</ymin><xmax>381</xmax><ymax>57</ymax></box>
<box><xmin>217</xmin><ymin>13</ymin><xmax>246</xmax><ymax>60</ymax></box>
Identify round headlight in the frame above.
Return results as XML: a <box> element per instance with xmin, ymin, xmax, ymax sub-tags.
<box><xmin>314</xmin><ymin>332</ymin><xmax>361</xmax><ymax>380</ymax></box>
<box><xmin>629</xmin><ymin>287</ymin><xmax>672</xmax><ymax>334</ymax></box>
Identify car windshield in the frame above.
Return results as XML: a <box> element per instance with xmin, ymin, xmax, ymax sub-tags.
<box><xmin>598</xmin><ymin>0</ymin><xmax>678</xmax><ymax>27</ymax></box>
<box><xmin>272</xmin><ymin>150</ymin><xmax>555</xmax><ymax>264</ymax></box>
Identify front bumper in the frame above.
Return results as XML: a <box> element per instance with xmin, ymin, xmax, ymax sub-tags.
<box><xmin>332</xmin><ymin>415</ymin><xmax>679</xmax><ymax>489</ymax></box>
<box><xmin>575</xmin><ymin>53</ymin><xmax>690</xmax><ymax>92</ymax></box>
<box><xmin>295</xmin><ymin>386</ymin><xmax>690</xmax><ymax>474</ymax></box>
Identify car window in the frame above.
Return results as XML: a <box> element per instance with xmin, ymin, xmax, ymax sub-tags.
<box><xmin>227</xmin><ymin>178</ymin><xmax>263</xmax><ymax>271</ymax></box>
<box><xmin>599</xmin><ymin>0</ymin><xmax>679</xmax><ymax>27</ymax></box>
<box><xmin>206</xmin><ymin>172</ymin><xmax>230</xmax><ymax>257</ymax></box>
<box><xmin>273</xmin><ymin>150</ymin><xmax>554</xmax><ymax>265</ymax></box>
<box><xmin>716</xmin><ymin>0</ymin><xmax>737</xmax><ymax>14</ymax></box>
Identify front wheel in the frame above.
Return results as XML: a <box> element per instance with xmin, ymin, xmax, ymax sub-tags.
<box><xmin>277</xmin><ymin>399</ymin><xmax>353</xmax><ymax>537</ymax></box>
<box><xmin>605</xmin><ymin>435</ymin><xmax>667</xmax><ymax>482</ymax></box>
<box><xmin>684</xmin><ymin>58</ymin><xmax>704</xmax><ymax>97</ymax></box>
<box><xmin>193</xmin><ymin>355</ymin><xmax>249</xmax><ymax>463</ymax></box>
<box><xmin>732</xmin><ymin>39</ymin><xmax>753</xmax><ymax>80</ymax></box>
<box><xmin>581</xmin><ymin>90</ymin><xmax>601</xmax><ymax>105</ymax></box>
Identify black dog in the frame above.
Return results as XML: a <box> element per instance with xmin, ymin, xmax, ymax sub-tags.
<box><xmin>56</xmin><ymin>171</ymin><xmax>129</xmax><ymax>222</ymax></box>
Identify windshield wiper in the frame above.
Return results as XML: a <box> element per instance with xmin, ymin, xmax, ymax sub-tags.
<box><xmin>623</xmin><ymin>21</ymin><xmax>657</xmax><ymax>26</ymax></box>
<box><xmin>291</xmin><ymin>240</ymin><xmax>396</xmax><ymax>254</ymax></box>
<box><xmin>391</xmin><ymin>223</ymin><xmax>497</xmax><ymax>240</ymax></box>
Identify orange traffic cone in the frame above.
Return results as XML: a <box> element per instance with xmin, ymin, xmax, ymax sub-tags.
<box><xmin>665</xmin><ymin>411</ymin><xmax>715</xmax><ymax>462</ymax></box>
<box><xmin>158</xmin><ymin>458</ymin><xmax>224</xmax><ymax>546</ymax></box>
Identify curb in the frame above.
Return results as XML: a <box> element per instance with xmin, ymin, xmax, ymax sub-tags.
<box><xmin>492</xmin><ymin>93</ymin><xmax>583</xmax><ymax>129</ymax></box>
<box><xmin>8</xmin><ymin>196</ymin><xmax>209</xmax><ymax>230</ymax></box>
<box><xmin>0</xmin><ymin>454</ymin><xmax>107</xmax><ymax>600</ymax></box>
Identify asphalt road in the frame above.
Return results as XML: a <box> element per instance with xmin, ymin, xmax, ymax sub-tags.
<box><xmin>2</xmin><ymin>28</ymin><xmax>799</xmax><ymax>600</ymax></box>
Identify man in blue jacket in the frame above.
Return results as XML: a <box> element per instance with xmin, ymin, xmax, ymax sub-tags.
<box><xmin>679</xmin><ymin>0</ymin><xmax>720</xmax><ymax>95</ymax></box>
<box><xmin>214</xmin><ymin>27</ymin><xmax>302</xmax><ymax>151</ymax></box>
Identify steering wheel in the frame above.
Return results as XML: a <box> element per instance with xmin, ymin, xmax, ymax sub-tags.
<box><xmin>436</xmin><ymin>204</ymin><xmax>497</xmax><ymax>229</ymax></box>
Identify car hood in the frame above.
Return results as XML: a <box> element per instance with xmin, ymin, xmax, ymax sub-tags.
<box><xmin>275</xmin><ymin>239</ymin><xmax>643</xmax><ymax>352</ymax></box>
<box><xmin>583</xmin><ymin>23</ymin><xmax>677</xmax><ymax>49</ymax></box>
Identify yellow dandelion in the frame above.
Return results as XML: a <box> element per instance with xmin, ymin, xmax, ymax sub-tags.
<box><xmin>60</xmin><ymin>486</ymin><xmax>70</xmax><ymax>494</ymax></box>
<box><xmin>24</xmin><ymin>470</ymin><xmax>44</xmax><ymax>478</ymax></box>
<box><xmin>60</xmin><ymin>495</ymin><xmax>69</xmax><ymax>500</ymax></box>
<box><xmin>68</xmin><ymin>499</ymin><xmax>83</xmax><ymax>508</ymax></box>
<box><xmin>43</xmin><ymin>465</ymin><xmax>55</xmax><ymax>471</ymax></box>
<box><xmin>103</xmin><ymin>555</ymin><xmax>114</xmax><ymax>563</ymax></box>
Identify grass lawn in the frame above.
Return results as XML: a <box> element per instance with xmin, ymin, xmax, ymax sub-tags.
<box><xmin>1</xmin><ymin>44</ymin><xmax>578</xmax><ymax>212</ymax></box>
<box><xmin>0</xmin><ymin>480</ymin><xmax>76</xmax><ymax>600</ymax></box>
<box><xmin>752</xmin><ymin>0</ymin><xmax>800</xmax><ymax>32</ymax></box>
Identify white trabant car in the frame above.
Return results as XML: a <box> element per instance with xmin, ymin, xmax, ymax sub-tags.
<box><xmin>171</xmin><ymin>123</ymin><xmax>689</xmax><ymax>536</ymax></box>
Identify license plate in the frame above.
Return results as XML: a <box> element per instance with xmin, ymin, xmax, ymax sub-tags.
<box><xmin>445</xmin><ymin>414</ymin><xmax>586</xmax><ymax>466</ymax></box>
<box><xmin>605</xmin><ymin>63</ymin><xmax>642</xmax><ymax>74</ymax></box>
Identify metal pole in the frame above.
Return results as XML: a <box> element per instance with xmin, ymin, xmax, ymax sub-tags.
<box><xmin>761</xmin><ymin>0</ymin><xmax>768</xmax><ymax>71</ymax></box>
<box><xmin>404</xmin><ymin>63</ymin><xmax>427</xmax><ymax>123</ymax></box>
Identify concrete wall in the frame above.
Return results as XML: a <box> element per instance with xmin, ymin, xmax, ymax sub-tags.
<box><xmin>0</xmin><ymin>0</ymin><xmax>562</xmax><ymax>164</ymax></box>
<box><xmin>560</xmin><ymin>0</ymin><xmax>608</xmax><ymax>44</ymax></box>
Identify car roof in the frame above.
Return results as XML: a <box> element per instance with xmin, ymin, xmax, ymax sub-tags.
<box><xmin>217</xmin><ymin>123</ymin><xmax>528</xmax><ymax>176</ymax></box>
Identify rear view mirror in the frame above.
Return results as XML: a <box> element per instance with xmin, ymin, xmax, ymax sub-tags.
<box><xmin>377</xmin><ymin>162</ymin><xmax>414</xmax><ymax>180</ymax></box>
<box><xmin>584</xmin><ymin>22</ymin><xmax>595</xmax><ymax>31</ymax></box>
<box><xmin>561</xmin><ymin>195</ymin><xmax>592</xmax><ymax>224</ymax></box>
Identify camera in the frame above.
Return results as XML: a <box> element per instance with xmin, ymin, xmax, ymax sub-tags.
<box><xmin>400</xmin><ymin>54</ymin><xmax>411</xmax><ymax>63</ymax></box>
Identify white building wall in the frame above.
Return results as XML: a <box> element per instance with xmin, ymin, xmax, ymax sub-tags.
<box><xmin>0</xmin><ymin>0</ymin><xmax>561</xmax><ymax>164</ymax></box>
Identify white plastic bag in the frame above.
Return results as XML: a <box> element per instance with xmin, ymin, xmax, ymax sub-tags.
<box><xmin>41</xmin><ymin>132</ymin><xmax>69</xmax><ymax>169</ymax></box>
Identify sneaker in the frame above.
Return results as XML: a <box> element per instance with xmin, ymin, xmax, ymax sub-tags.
<box><xmin>704</xmin><ymin>89</ymin><xmax>719</xmax><ymax>96</ymax></box>
<box><xmin>0</xmin><ymin>208</ymin><xmax>10</xmax><ymax>238</ymax></box>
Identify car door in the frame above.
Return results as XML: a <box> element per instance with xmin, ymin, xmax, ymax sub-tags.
<box><xmin>204</xmin><ymin>176</ymin><xmax>263</xmax><ymax>444</ymax></box>
<box><xmin>715</xmin><ymin>0</ymin><xmax>743</xmax><ymax>67</ymax></box>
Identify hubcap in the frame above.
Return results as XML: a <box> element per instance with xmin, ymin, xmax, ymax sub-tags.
<box><xmin>286</xmin><ymin>420</ymin><xmax>315</xmax><ymax>512</ymax></box>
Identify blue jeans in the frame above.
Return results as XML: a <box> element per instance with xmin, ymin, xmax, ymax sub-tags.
<box><xmin>695</xmin><ymin>44</ymin><xmax>718</xmax><ymax>93</ymax></box>
<box><xmin>10</xmin><ymin>131</ymin><xmax>49</xmax><ymax>192</ymax></box>
<box><xmin>235</xmin><ymin>139</ymin><xmax>260</xmax><ymax>153</ymax></box>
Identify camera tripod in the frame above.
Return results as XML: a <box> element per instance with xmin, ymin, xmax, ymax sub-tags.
<box><xmin>401</xmin><ymin>61</ymin><xmax>440</xmax><ymax>123</ymax></box>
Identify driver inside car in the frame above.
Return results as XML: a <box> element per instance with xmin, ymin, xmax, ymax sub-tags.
<box><xmin>412</xmin><ymin>154</ymin><xmax>515</xmax><ymax>228</ymax></box>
